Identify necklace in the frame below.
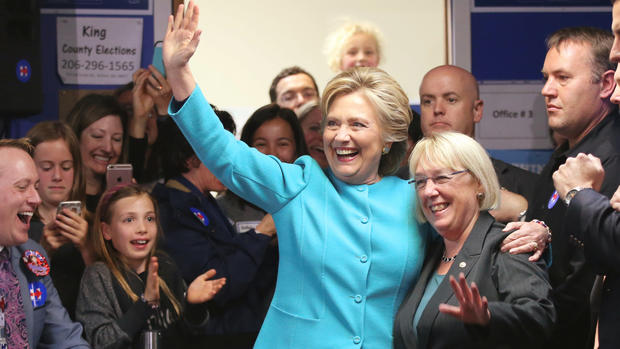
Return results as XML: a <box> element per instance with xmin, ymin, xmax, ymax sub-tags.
<box><xmin>441</xmin><ymin>253</ymin><xmax>457</xmax><ymax>263</ymax></box>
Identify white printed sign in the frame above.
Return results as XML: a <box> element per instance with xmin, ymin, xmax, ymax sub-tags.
<box><xmin>476</xmin><ymin>83</ymin><xmax>553</xmax><ymax>150</ymax></box>
<box><xmin>57</xmin><ymin>17</ymin><xmax>143</xmax><ymax>85</ymax></box>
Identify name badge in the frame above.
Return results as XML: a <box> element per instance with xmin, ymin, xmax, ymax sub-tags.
<box><xmin>235</xmin><ymin>221</ymin><xmax>261</xmax><ymax>233</ymax></box>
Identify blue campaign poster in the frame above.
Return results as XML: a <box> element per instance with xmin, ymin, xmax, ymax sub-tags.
<box><xmin>8</xmin><ymin>1</ymin><xmax>155</xmax><ymax>137</ymax></box>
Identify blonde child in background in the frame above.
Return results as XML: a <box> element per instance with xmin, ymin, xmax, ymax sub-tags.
<box><xmin>76</xmin><ymin>185</ymin><xmax>225</xmax><ymax>348</ymax></box>
<box><xmin>324</xmin><ymin>21</ymin><xmax>383</xmax><ymax>72</ymax></box>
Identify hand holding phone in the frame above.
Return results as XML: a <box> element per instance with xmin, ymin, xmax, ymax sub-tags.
<box><xmin>57</xmin><ymin>201</ymin><xmax>82</xmax><ymax>216</ymax></box>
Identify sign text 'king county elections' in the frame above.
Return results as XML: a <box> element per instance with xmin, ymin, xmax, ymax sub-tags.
<box><xmin>57</xmin><ymin>17</ymin><xmax>143</xmax><ymax>85</ymax></box>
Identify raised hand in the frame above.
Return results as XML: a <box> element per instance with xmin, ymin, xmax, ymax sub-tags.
<box><xmin>439</xmin><ymin>273</ymin><xmax>491</xmax><ymax>325</ymax></box>
<box><xmin>145</xmin><ymin>65</ymin><xmax>172</xmax><ymax>116</ymax></box>
<box><xmin>132</xmin><ymin>68</ymin><xmax>155</xmax><ymax>120</ymax></box>
<box><xmin>163</xmin><ymin>1</ymin><xmax>201</xmax><ymax>100</ymax></box>
<box><xmin>186</xmin><ymin>269</ymin><xmax>226</xmax><ymax>304</ymax></box>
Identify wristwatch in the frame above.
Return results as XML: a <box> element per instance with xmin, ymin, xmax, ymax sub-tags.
<box><xmin>564</xmin><ymin>187</ymin><xmax>584</xmax><ymax>206</ymax></box>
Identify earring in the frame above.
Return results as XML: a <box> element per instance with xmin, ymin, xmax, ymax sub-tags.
<box><xmin>382</xmin><ymin>146</ymin><xmax>390</xmax><ymax>155</ymax></box>
<box><xmin>477</xmin><ymin>192</ymin><xmax>485</xmax><ymax>200</ymax></box>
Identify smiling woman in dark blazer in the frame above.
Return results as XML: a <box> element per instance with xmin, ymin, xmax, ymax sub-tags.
<box><xmin>394</xmin><ymin>132</ymin><xmax>555</xmax><ymax>349</ymax></box>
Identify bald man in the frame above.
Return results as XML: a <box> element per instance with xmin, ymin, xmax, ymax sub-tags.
<box><xmin>419</xmin><ymin>65</ymin><xmax>539</xmax><ymax>221</ymax></box>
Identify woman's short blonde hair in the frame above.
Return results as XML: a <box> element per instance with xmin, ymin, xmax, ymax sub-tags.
<box><xmin>324</xmin><ymin>21</ymin><xmax>383</xmax><ymax>72</ymax></box>
<box><xmin>321</xmin><ymin>67</ymin><xmax>411</xmax><ymax>176</ymax></box>
<box><xmin>409</xmin><ymin>132</ymin><xmax>500</xmax><ymax>222</ymax></box>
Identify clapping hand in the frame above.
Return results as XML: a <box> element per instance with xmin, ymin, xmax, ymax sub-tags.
<box><xmin>186</xmin><ymin>269</ymin><xmax>226</xmax><ymax>304</ymax></box>
<box><xmin>438</xmin><ymin>273</ymin><xmax>491</xmax><ymax>326</ymax></box>
<box><xmin>144</xmin><ymin>256</ymin><xmax>160</xmax><ymax>306</ymax></box>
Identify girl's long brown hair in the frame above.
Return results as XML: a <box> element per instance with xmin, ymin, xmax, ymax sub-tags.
<box><xmin>93</xmin><ymin>184</ymin><xmax>181</xmax><ymax>316</ymax></box>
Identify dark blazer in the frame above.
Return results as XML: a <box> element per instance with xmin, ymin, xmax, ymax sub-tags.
<box><xmin>10</xmin><ymin>239</ymin><xmax>89</xmax><ymax>348</ymax></box>
<box><xmin>491</xmin><ymin>157</ymin><xmax>539</xmax><ymax>201</ymax></box>
<box><xmin>151</xmin><ymin>176</ymin><xmax>277</xmax><ymax>337</ymax></box>
<box><xmin>566</xmin><ymin>189</ymin><xmax>620</xmax><ymax>348</ymax></box>
<box><xmin>394</xmin><ymin>212</ymin><xmax>555</xmax><ymax>349</ymax></box>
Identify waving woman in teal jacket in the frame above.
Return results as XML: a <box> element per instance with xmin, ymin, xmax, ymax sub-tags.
<box><xmin>162</xmin><ymin>2</ymin><xmax>428</xmax><ymax>347</ymax></box>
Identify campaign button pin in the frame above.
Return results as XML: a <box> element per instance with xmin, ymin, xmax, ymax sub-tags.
<box><xmin>16</xmin><ymin>59</ymin><xmax>32</xmax><ymax>83</ymax></box>
<box><xmin>22</xmin><ymin>250</ymin><xmax>50</xmax><ymax>276</ymax></box>
<box><xmin>29</xmin><ymin>281</ymin><xmax>47</xmax><ymax>308</ymax></box>
<box><xmin>548</xmin><ymin>190</ymin><xmax>559</xmax><ymax>209</ymax></box>
<box><xmin>190</xmin><ymin>207</ymin><xmax>210</xmax><ymax>226</ymax></box>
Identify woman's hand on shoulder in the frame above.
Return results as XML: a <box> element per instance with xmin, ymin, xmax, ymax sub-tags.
<box><xmin>186</xmin><ymin>269</ymin><xmax>226</xmax><ymax>304</ymax></box>
<box><xmin>439</xmin><ymin>273</ymin><xmax>491</xmax><ymax>326</ymax></box>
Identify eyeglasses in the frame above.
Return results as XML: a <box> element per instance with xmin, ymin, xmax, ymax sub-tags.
<box><xmin>408</xmin><ymin>169</ymin><xmax>469</xmax><ymax>190</ymax></box>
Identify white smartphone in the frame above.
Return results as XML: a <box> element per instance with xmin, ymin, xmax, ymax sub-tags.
<box><xmin>57</xmin><ymin>201</ymin><xmax>82</xmax><ymax>216</ymax></box>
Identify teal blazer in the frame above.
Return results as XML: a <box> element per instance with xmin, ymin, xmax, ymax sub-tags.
<box><xmin>170</xmin><ymin>86</ymin><xmax>427</xmax><ymax>348</ymax></box>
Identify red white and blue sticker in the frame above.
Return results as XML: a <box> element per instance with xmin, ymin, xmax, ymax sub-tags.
<box><xmin>548</xmin><ymin>190</ymin><xmax>559</xmax><ymax>209</ymax></box>
<box><xmin>29</xmin><ymin>281</ymin><xmax>47</xmax><ymax>308</ymax></box>
<box><xmin>16</xmin><ymin>59</ymin><xmax>32</xmax><ymax>83</ymax></box>
<box><xmin>190</xmin><ymin>207</ymin><xmax>210</xmax><ymax>226</ymax></box>
<box><xmin>22</xmin><ymin>250</ymin><xmax>50</xmax><ymax>277</ymax></box>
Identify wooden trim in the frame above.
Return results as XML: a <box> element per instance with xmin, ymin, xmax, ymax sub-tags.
<box><xmin>173</xmin><ymin>0</ymin><xmax>184</xmax><ymax>14</ymax></box>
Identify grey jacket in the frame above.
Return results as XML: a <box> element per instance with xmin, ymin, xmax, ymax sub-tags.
<box><xmin>393</xmin><ymin>212</ymin><xmax>556</xmax><ymax>349</ymax></box>
<box><xmin>76</xmin><ymin>260</ymin><xmax>209</xmax><ymax>349</ymax></box>
<box><xmin>76</xmin><ymin>262</ymin><xmax>137</xmax><ymax>348</ymax></box>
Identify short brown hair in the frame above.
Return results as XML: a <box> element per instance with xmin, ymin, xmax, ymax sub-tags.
<box><xmin>269</xmin><ymin>66</ymin><xmax>319</xmax><ymax>102</ymax></box>
<box><xmin>321</xmin><ymin>67</ymin><xmax>411</xmax><ymax>176</ymax></box>
<box><xmin>546</xmin><ymin>26</ymin><xmax>616</xmax><ymax>82</ymax></box>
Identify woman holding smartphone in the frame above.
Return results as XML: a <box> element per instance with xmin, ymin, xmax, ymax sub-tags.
<box><xmin>26</xmin><ymin>121</ymin><xmax>93</xmax><ymax>319</ymax></box>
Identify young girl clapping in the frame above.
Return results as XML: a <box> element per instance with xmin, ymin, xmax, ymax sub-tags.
<box><xmin>76</xmin><ymin>185</ymin><xmax>225</xmax><ymax>348</ymax></box>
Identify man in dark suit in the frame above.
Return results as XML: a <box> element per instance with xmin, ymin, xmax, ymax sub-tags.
<box><xmin>0</xmin><ymin>139</ymin><xmax>89</xmax><ymax>348</ymax></box>
<box><xmin>553</xmin><ymin>153</ymin><xmax>620</xmax><ymax>348</ymax></box>
<box><xmin>550</xmin><ymin>6</ymin><xmax>620</xmax><ymax>342</ymax></box>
